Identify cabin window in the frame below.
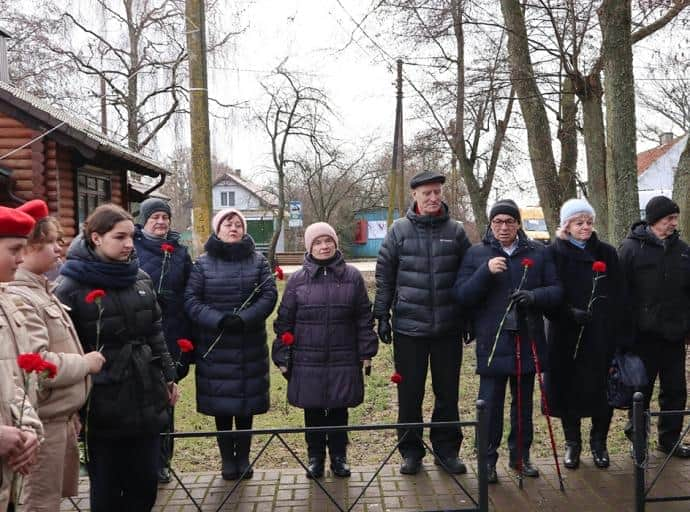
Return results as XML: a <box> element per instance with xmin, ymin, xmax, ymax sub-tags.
<box><xmin>77</xmin><ymin>172</ymin><xmax>111</xmax><ymax>225</ymax></box>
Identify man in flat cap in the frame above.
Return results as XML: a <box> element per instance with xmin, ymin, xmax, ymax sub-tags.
<box><xmin>374</xmin><ymin>170</ymin><xmax>471</xmax><ymax>475</ymax></box>
<box><xmin>619</xmin><ymin>196</ymin><xmax>690</xmax><ymax>457</ymax></box>
<box><xmin>0</xmin><ymin>205</ymin><xmax>43</xmax><ymax>510</ymax></box>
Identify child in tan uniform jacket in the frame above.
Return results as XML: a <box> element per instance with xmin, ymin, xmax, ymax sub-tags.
<box><xmin>6</xmin><ymin>200</ymin><xmax>105</xmax><ymax>511</ymax></box>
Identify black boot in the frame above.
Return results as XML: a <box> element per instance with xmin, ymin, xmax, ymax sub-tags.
<box><xmin>330</xmin><ymin>455</ymin><xmax>351</xmax><ymax>477</ymax></box>
<box><xmin>234</xmin><ymin>435</ymin><xmax>254</xmax><ymax>479</ymax></box>
<box><xmin>307</xmin><ymin>456</ymin><xmax>325</xmax><ymax>479</ymax></box>
<box><xmin>564</xmin><ymin>443</ymin><xmax>581</xmax><ymax>470</ymax></box>
<box><xmin>217</xmin><ymin>436</ymin><xmax>238</xmax><ymax>481</ymax></box>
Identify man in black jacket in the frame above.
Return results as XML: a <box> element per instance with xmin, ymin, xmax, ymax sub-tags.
<box><xmin>374</xmin><ymin>170</ymin><xmax>471</xmax><ymax>475</ymax></box>
<box><xmin>619</xmin><ymin>196</ymin><xmax>690</xmax><ymax>457</ymax></box>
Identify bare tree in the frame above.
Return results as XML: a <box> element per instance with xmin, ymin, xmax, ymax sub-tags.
<box><xmin>673</xmin><ymin>139</ymin><xmax>690</xmax><ymax>236</ymax></box>
<box><xmin>259</xmin><ymin>68</ymin><xmax>332</xmax><ymax>266</ymax></box>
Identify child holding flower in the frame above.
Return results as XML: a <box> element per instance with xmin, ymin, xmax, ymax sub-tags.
<box><xmin>7</xmin><ymin>200</ymin><xmax>105</xmax><ymax>511</ymax></box>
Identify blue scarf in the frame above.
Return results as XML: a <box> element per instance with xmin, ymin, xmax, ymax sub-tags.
<box><xmin>567</xmin><ymin>236</ymin><xmax>587</xmax><ymax>249</ymax></box>
<box><xmin>60</xmin><ymin>252</ymin><xmax>140</xmax><ymax>289</ymax></box>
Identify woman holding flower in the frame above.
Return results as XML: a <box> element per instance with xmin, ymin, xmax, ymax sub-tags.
<box><xmin>272</xmin><ymin>222</ymin><xmax>378</xmax><ymax>479</ymax></box>
<box><xmin>134</xmin><ymin>198</ymin><xmax>194</xmax><ymax>483</ymax></box>
<box><xmin>544</xmin><ymin>199</ymin><xmax>625</xmax><ymax>470</ymax></box>
<box><xmin>6</xmin><ymin>200</ymin><xmax>105</xmax><ymax>511</ymax></box>
<box><xmin>55</xmin><ymin>203</ymin><xmax>179</xmax><ymax>512</ymax></box>
<box><xmin>454</xmin><ymin>199</ymin><xmax>562</xmax><ymax>484</ymax></box>
<box><xmin>184</xmin><ymin>208</ymin><xmax>277</xmax><ymax>481</ymax></box>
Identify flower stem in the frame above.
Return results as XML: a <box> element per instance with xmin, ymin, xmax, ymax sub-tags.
<box><xmin>202</xmin><ymin>328</ymin><xmax>225</xmax><ymax>359</ymax></box>
<box><xmin>488</xmin><ymin>265</ymin><xmax>529</xmax><ymax>367</ymax></box>
<box><xmin>573</xmin><ymin>272</ymin><xmax>600</xmax><ymax>360</ymax></box>
<box><xmin>157</xmin><ymin>253</ymin><xmax>169</xmax><ymax>294</ymax></box>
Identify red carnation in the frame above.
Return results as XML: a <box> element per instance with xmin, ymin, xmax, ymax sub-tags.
<box><xmin>38</xmin><ymin>360</ymin><xmax>58</xmax><ymax>379</ymax></box>
<box><xmin>17</xmin><ymin>353</ymin><xmax>44</xmax><ymax>373</ymax></box>
<box><xmin>521</xmin><ymin>257</ymin><xmax>535</xmax><ymax>268</ymax></box>
<box><xmin>390</xmin><ymin>372</ymin><xmax>403</xmax><ymax>384</ymax></box>
<box><xmin>161</xmin><ymin>243</ymin><xmax>174</xmax><ymax>253</ymax></box>
<box><xmin>281</xmin><ymin>332</ymin><xmax>295</xmax><ymax>346</ymax></box>
<box><xmin>275</xmin><ymin>266</ymin><xmax>284</xmax><ymax>281</ymax></box>
<box><xmin>85</xmin><ymin>289</ymin><xmax>106</xmax><ymax>304</ymax></box>
<box><xmin>592</xmin><ymin>260</ymin><xmax>607</xmax><ymax>273</ymax></box>
<box><xmin>177</xmin><ymin>338</ymin><xmax>194</xmax><ymax>353</ymax></box>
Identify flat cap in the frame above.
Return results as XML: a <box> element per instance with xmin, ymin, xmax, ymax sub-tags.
<box><xmin>409</xmin><ymin>170</ymin><xmax>446</xmax><ymax>189</ymax></box>
<box><xmin>0</xmin><ymin>206</ymin><xmax>36</xmax><ymax>238</ymax></box>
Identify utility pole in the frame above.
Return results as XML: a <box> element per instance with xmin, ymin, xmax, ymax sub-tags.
<box><xmin>186</xmin><ymin>0</ymin><xmax>213</xmax><ymax>254</ymax></box>
<box><xmin>388</xmin><ymin>59</ymin><xmax>404</xmax><ymax>227</ymax></box>
<box><xmin>100</xmin><ymin>77</ymin><xmax>107</xmax><ymax>135</ymax></box>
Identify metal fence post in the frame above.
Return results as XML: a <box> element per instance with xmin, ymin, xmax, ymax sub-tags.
<box><xmin>633</xmin><ymin>391</ymin><xmax>645</xmax><ymax>512</ymax></box>
<box><xmin>476</xmin><ymin>399</ymin><xmax>489</xmax><ymax>512</ymax></box>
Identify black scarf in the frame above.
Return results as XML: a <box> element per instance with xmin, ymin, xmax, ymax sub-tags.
<box><xmin>204</xmin><ymin>233</ymin><xmax>255</xmax><ymax>261</ymax></box>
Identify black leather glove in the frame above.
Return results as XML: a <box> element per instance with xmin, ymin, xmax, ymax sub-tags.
<box><xmin>220</xmin><ymin>314</ymin><xmax>244</xmax><ymax>332</ymax></box>
<box><xmin>510</xmin><ymin>290</ymin><xmax>536</xmax><ymax>307</ymax></box>
<box><xmin>377</xmin><ymin>317</ymin><xmax>392</xmax><ymax>344</ymax></box>
<box><xmin>569</xmin><ymin>307</ymin><xmax>592</xmax><ymax>326</ymax></box>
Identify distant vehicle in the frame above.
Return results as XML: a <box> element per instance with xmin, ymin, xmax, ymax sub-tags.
<box><xmin>520</xmin><ymin>206</ymin><xmax>550</xmax><ymax>243</ymax></box>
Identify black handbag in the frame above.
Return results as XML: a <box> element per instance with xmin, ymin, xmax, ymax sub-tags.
<box><xmin>607</xmin><ymin>350</ymin><xmax>648</xmax><ymax>409</ymax></box>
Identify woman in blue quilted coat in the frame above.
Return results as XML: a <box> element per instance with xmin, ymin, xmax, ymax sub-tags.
<box><xmin>184</xmin><ymin>208</ymin><xmax>277</xmax><ymax>481</ymax></box>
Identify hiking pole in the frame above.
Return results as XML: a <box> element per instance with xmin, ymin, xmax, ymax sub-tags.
<box><xmin>529</xmin><ymin>337</ymin><xmax>565</xmax><ymax>492</ymax></box>
<box><xmin>515</xmin><ymin>334</ymin><xmax>524</xmax><ymax>489</ymax></box>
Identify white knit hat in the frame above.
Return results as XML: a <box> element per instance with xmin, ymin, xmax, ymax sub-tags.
<box><xmin>304</xmin><ymin>222</ymin><xmax>338</xmax><ymax>250</ymax></box>
<box><xmin>212</xmin><ymin>208</ymin><xmax>247</xmax><ymax>234</ymax></box>
<box><xmin>559</xmin><ymin>198</ymin><xmax>595</xmax><ymax>230</ymax></box>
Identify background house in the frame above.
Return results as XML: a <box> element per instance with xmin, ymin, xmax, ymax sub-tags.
<box><xmin>637</xmin><ymin>132</ymin><xmax>688</xmax><ymax>218</ymax></box>
<box><xmin>212</xmin><ymin>171</ymin><xmax>284</xmax><ymax>253</ymax></box>
<box><xmin>0</xmin><ymin>80</ymin><xmax>167</xmax><ymax>242</ymax></box>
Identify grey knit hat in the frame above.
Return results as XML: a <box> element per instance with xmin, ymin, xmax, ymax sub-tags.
<box><xmin>139</xmin><ymin>198</ymin><xmax>171</xmax><ymax>223</ymax></box>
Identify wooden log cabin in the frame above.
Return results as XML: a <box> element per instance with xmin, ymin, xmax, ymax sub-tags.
<box><xmin>0</xmin><ymin>80</ymin><xmax>167</xmax><ymax>241</ymax></box>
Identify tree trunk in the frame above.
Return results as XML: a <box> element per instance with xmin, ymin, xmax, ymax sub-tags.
<box><xmin>599</xmin><ymin>0</ymin><xmax>639</xmax><ymax>245</ymax></box>
<box><xmin>500</xmin><ymin>0</ymin><xmax>561</xmax><ymax>235</ymax></box>
<box><xmin>672</xmin><ymin>137</ymin><xmax>690</xmax><ymax>237</ymax></box>
<box><xmin>267</xmin><ymin>171</ymin><xmax>285</xmax><ymax>268</ymax></box>
<box><xmin>558</xmin><ymin>76</ymin><xmax>578</xmax><ymax>200</ymax></box>
<box><xmin>578</xmin><ymin>72</ymin><xmax>609</xmax><ymax>241</ymax></box>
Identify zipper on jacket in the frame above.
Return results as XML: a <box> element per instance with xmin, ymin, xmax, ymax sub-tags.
<box><xmin>428</xmin><ymin>224</ymin><xmax>436</xmax><ymax>332</ymax></box>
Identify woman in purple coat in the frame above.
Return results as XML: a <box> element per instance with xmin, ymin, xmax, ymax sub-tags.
<box><xmin>272</xmin><ymin>222</ymin><xmax>378</xmax><ymax>479</ymax></box>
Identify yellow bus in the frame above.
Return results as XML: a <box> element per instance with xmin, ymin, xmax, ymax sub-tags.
<box><xmin>520</xmin><ymin>206</ymin><xmax>550</xmax><ymax>243</ymax></box>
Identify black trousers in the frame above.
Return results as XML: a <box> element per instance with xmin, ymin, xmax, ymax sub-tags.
<box><xmin>304</xmin><ymin>407</ymin><xmax>349</xmax><ymax>459</ymax></box>
<box><xmin>561</xmin><ymin>408</ymin><xmax>613</xmax><ymax>449</ymax></box>
<box><xmin>478</xmin><ymin>373</ymin><xmax>535</xmax><ymax>466</ymax></box>
<box><xmin>215</xmin><ymin>415</ymin><xmax>253</xmax><ymax>463</ymax></box>
<box><xmin>393</xmin><ymin>334</ymin><xmax>462</xmax><ymax>460</ymax></box>
<box><xmin>626</xmin><ymin>341</ymin><xmax>687</xmax><ymax>448</ymax></box>
<box><xmin>87</xmin><ymin>434</ymin><xmax>160</xmax><ymax>512</ymax></box>
<box><xmin>159</xmin><ymin>406</ymin><xmax>174</xmax><ymax>470</ymax></box>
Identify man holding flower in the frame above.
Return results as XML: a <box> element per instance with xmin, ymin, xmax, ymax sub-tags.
<box><xmin>374</xmin><ymin>170</ymin><xmax>471</xmax><ymax>476</ymax></box>
<box><xmin>454</xmin><ymin>199</ymin><xmax>562</xmax><ymax>484</ymax></box>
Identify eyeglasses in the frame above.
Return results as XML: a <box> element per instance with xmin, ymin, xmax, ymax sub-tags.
<box><xmin>491</xmin><ymin>218</ymin><xmax>518</xmax><ymax>227</ymax></box>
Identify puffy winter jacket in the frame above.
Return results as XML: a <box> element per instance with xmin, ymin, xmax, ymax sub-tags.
<box><xmin>618</xmin><ymin>221</ymin><xmax>690</xmax><ymax>343</ymax></box>
<box><xmin>134</xmin><ymin>226</ymin><xmax>194</xmax><ymax>379</ymax></box>
<box><xmin>454</xmin><ymin>230</ymin><xmax>562</xmax><ymax>376</ymax></box>
<box><xmin>55</xmin><ymin>238</ymin><xmax>176</xmax><ymax>438</ymax></box>
<box><xmin>374</xmin><ymin>203</ymin><xmax>471</xmax><ymax>338</ymax></box>
<box><xmin>272</xmin><ymin>252</ymin><xmax>378</xmax><ymax>409</ymax></box>
<box><xmin>184</xmin><ymin>234</ymin><xmax>278</xmax><ymax>417</ymax></box>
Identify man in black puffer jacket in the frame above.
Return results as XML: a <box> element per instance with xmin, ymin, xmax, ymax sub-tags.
<box><xmin>619</xmin><ymin>196</ymin><xmax>690</xmax><ymax>457</ymax></box>
<box><xmin>374</xmin><ymin>170</ymin><xmax>471</xmax><ymax>476</ymax></box>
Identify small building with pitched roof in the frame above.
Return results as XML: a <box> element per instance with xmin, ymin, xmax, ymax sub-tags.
<box><xmin>637</xmin><ymin>132</ymin><xmax>688</xmax><ymax>216</ymax></box>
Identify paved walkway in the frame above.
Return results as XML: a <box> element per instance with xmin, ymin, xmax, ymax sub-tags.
<box><xmin>60</xmin><ymin>452</ymin><xmax>690</xmax><ymax>511</ymax></box>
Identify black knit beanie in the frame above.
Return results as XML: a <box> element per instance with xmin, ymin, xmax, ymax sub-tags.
<box><xmin>489</xmin><ymin>199</ymin><xmax>521</xmax><ymax>223</ymax></box>
<box><xmin>645</xmin><ymin>196</ymin><xmax>679</xmax><ymax>225</ymax></box>
<box><xmin>138</xmin><ymin>198</ymin><xmax>172</xmax><ymax>224</ymax></box>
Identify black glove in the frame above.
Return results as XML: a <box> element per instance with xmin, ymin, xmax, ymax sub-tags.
<box><xmin>569</xmin><ymin>307</ymin><xmax>592</xmax><ymax>326</ymax></box>
<box><xmin>220</xmin><ymin>314</ymin><xmax>244</xmax><ymax>332</ymax></box>
<box><xmin>510</xmin><ymin>290</ymin><xmax>536</xmax><ymax>308</ymax></box>
<box><xmin>280</xmin><ymin>368</ymin><xmax>291</xmax><ymax>381</ymax></box>
<box><xmin>377</xmin><ymin>317</ymin><xmax>392</xmax><ymax>344</ymax></box>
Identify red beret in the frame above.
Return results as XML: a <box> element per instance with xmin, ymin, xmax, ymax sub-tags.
<box><xmin>0</xmin><ymin>206</ymin><xmax>36</xmax><ymax>238</ymax></box>
<box><xmin>17</xmin><ymin>199</ymin><xmax>49</xmax><ymax>221</ymax></box>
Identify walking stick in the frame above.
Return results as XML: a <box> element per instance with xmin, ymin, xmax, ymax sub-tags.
<box><xmin>515</xmin><ymin>334</ymin><xmax>524</xmax><ymax>489</ymax></box>
<box><xmin>529</xmin><ymin>337</ymin><xmax>566</xmax><ymax>492</ymax></box>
